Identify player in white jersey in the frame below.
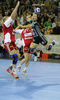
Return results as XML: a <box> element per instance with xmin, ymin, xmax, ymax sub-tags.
<box><xmin>15</xmin><ymin>37</ymin><xmax>24</xmax><ymax>59</ymax></box>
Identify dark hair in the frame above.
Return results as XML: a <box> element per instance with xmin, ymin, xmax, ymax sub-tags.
<box><xmin>24</xmin><ymin>21</ymin><xmax>30</xmax><ymax>25</ymax></box>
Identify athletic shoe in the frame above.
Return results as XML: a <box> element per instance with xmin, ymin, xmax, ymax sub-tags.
<box><xmin>52</xmin><ymin>40</ymin><xmax>59</xmax><ymax>46</ymax></box>
<box><xmin>6</xmin><ymin>67</ymin><xmax>19</xmax><ymax>79</ymax></box>
<box><xmin>6</xmin><ymin>68</ymin><xmax>12</xmax><ymax>74</ymax></box>
<box><xmin>51</xmin><ymin>41</ymin><xmax>55</xmax><ymax>45</ymax></box>
<box><xmin>34</xmin><ymin>56</ymin><xmax>38</xmax><ymax>61</ymax></box>
<box><xmin>22</xmin><ymin>70</ymin><xmax>28</xmax><ymax>76</ymax></box>
<box><xmin>17</xmin><ymin>66</ymin><xmax>21</xmax><ymax>72</ymax></box>
<box><xmin>12</xmin><ymin>71</ymin><xmax>19</xmax><ymax>79</ymax></box>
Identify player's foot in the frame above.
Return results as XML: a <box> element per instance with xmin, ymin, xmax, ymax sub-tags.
<box><xmin>22</xmin><ymin>69</ymin><xmax>28</xmax><ymax>76</ymax></box>
<box><xmin>6</xmin><ymin>66</ymin><xmax>13</xmax><ymax>74</ymax></box>
<box><xmin>52</xmin><ymin>40</ymin><xmax>59</xmax><ymax>46</ymax></box>
<box><xmin>6</xmin><ymin>67</ymin><xmax>19</xmax><ymax>79</ymax></box>
<box><xmin>12</xmin><ymin>70</ymin><xmax>19</xmax><ymax>79</ymax></box>
<box><xmin>17</xmin><ymin>66</ymin><xmax>21</xmax><ymax>72</ymax></box>
<box><xmin>34</xmin><ymin>56</ymin><xmax>38</xmax><ymax>61</ymax></box>
<box><xmin>51</xmin><ymin>40</ymin><xmax>55</xmax><ymax>45</ymax></box>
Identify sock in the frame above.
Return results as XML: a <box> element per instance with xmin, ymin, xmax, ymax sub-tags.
<box><xmin>12</xmin><ymin>68</ymin><xmax>16</xmax><ymax>73</ymax></box>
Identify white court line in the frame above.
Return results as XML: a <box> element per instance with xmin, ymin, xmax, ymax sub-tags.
<box><xmin>0</xmin><ymin>76</ymin><xmax>60</xmax><ymax>80</ymax></box>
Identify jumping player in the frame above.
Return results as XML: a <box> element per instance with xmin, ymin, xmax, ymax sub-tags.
<box><xmin>16</xmin><ymin>10</ymin><xmax>55</xmax><ymax>56</ymax></box>
<box><xmin>3</xmin><ymin>1</ymin><xmax>20</xmax><ymax>79</ymax></box>
<box><xmin>15</xmin><ymin>22</ymin><xmax>33</xmax><ymax>75</ymax></box>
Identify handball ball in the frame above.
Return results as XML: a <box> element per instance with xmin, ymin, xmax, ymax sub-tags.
<box><xmin>35</xmin><ymin>7</ymin><xmax>40</xmax><ymax>13</ymax></box>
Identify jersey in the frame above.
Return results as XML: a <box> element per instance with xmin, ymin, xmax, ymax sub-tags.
<box><xmin>31</xmin><ymin>21</ymin><xmax>45</xmax><ymax>37</ymax></box>
<box><xmin>30</xmin><ymin>21</ymin><xmax>48</xmax><ymax>45</ymax></box>
<box><xmin>3</xmin><ymin>17</ymin><xmax>15</xmax><ymax>44</ymax></box>
<box><xmin>21</xmin><ymin>29</ymin><xmax>33</xmax><ymax>46</ymax></box>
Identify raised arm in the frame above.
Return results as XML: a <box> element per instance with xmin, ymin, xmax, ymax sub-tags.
<box><xmin>20</xmin><ymin>24</ymin><xmax>33</xmax><ymax>28</ymax></box>
<box><xmin>27</xmin><ymin>15</ymin><xmax>32</xmax><ymax>22</ymax></box>
<box><xmin>14</xmin><ymin>24</ymin><xmax>33</xmax><ymax>32</ymax></box>
<box><xmin>11</xmin><ymin>1</ymin><xmax>20</xmax><ymax>20</ymax></box>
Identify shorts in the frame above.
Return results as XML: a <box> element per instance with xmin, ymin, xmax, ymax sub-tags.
<box><xmin>4</xmin><ymin>42</ymin><xmax>18</xmax><ymax>52</ymax></box>
<box><xmin>33</xmin><ymin>35</ymin><xmax>48</xmax><ymax>46</ymax></box>
<box><xmin>23</xmin><ymin>44</ymin><xmax>31</xmax><ymax>53</ymax></box>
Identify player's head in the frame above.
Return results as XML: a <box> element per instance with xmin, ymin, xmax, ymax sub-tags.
<box><xmin>3</xmin><ymin>16</ymin><xmax>9</xmax><ymax>23</ymax></box>
<box><xmin>24</xmin><ymin>21</ymin><xmax>30</xmax><ymax>29</ymax></box>
<box><xmin>31</xmin><ymin>12</ymin><xmax>37</xmax><ymax>21</ymax></box>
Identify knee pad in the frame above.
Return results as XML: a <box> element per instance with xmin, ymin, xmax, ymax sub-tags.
<box><xmin>29</xmin><ymin>48</ymin><xmax>34</xmax><ymax>53</ymax></box>
<box><xmin>47</xmin><ymin>45</ymin><xmax>52</xmax><ymax>51</ymax></box>
<box><xmin>12</xmin><ymin>54</ymin><xmax>18</xmax><ymax>65</ymax></box>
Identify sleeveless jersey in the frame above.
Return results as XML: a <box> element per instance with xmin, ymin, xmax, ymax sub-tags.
<box><xmin>3</xmin><ymin>24</ymin><xmax>15</xmax><ymax>43</ymax></box>
<box><xmin>21</xmin><ymin>29</ymin><xmax>33</xmax><ymax>45</ymax></box>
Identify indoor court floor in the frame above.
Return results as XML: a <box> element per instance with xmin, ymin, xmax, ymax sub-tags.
<box><xmin>0</xmin><ymin>59</ymin><xmax>60</xmax><ymax>100</ymax></box>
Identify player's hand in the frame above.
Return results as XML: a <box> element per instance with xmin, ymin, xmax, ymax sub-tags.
<box><xmin>28</xmin><ymin>15</ymin><xmax>31</xmax><ymax>18</ymax></box>
<box><xmin>19</xmin><ymin>24</ymin><xmax>22</xmax><ymax>27</ymax></box>
<box><xmin>17</xmin><ymin>1</ymin><xmax>20</xmax><ymax>6</ymax></box>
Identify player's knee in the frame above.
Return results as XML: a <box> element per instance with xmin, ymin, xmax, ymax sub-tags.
<box><xmin>12</xmin><ymin>54</ymin><xmax>18</xmax><ymax>65</ymax></box>
<box><xmin>29</xmin><ymin>47</ymin><xmax>34</xmax><ymax>53</ymax></box>
<box><xmin>47</xmin><ymin>45</ymin><xmax>52</xmax><ymax>51</ymax></box>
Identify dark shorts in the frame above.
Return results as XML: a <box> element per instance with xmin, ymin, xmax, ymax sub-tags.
<box><xmin>33</xmin><ymin>35</ymin><xmax>48</xmax><ymax>46</ymax></box>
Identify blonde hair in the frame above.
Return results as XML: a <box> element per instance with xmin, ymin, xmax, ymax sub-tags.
<box><xmin>3</xmin><ymin>16</ymin><xmax>9</xmax><ymax>22</ymax></box>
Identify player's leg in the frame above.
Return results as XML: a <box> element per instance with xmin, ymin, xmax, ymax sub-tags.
<box><xmin>9</xmin><ymin>50</ymin><xmax>19</xmax><ymax>79</ymax></box>
<box><xmin>17</xmin><ymin>57</ymin><xmax>26</xmax><ymax>72</ymax></box>
<box><xmin>45</xmin><ymin>41</ymin><xmax>55</xmax><ymax>51</ymax></box>
<box><xmin>17</xmin><ymin>52</ymin><xmax>29</xmax><ymax>72</ymax></box>
<box><xmin>29</xmin><ymin>42</ymin><xmax>38</xmax><ymax>61</ymax></box>
<box><xmin>22</xmin><ymin>53</ymin><xmax>32</xmax><ymax>75</ymax></box>
<box><xmin>5</xmin><ymin>42</ymin><xmax>20</xmax><ymax>79</ymax></box>
<box><xmin>39</xmin><ymin>35</ymin><xmax>55</xmax><ymax>51</ymax></box>
<box><xmin>52</xmin><ymin>40</ymin><xmax>60</xmax><ymax>46</ymax></box>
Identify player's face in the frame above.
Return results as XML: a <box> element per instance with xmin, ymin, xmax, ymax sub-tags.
<box><xmin>32</xmin><ymin>13</ymin><xmax>37</xmax><ymax>21</ymax></box>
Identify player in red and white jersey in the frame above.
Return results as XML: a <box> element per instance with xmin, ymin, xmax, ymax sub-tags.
<box><xmin>21</xmin><ymin>28</ymin><xmax>33</xmax><ymax>46</ymax></box>
<box><xmin>3</xmin><ymin>1</ymin><xmax>20</xmax><ymax>79</ymax></box>
<box><xmin>15</xmin><ymin>23</ymin><xmax>33</xmax><ymax>75</ymax></box>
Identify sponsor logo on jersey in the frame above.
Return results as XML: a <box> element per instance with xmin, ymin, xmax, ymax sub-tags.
<box><xmin>42</xmin><ymin>41</ymin><xmax>45</xmax><ymax>44</ymax></box>
<box><xmin>24</xmin><ymin>33</ymin><xmax>32</xmax><ymax>37</ymax></box>
<box><xmin>10</xmin><ymin>45</ymin><xmax>13</xmax><ymax>47</ymax></box>
<box><xmin>24</xmin><ymin>47</ymin><xmax>29</xmax><ymax>52</ymax></box>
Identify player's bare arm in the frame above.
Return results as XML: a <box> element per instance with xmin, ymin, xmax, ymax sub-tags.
<box><xmin>14</xmin><ymin>24</ymin><xmax>33</xmax><ymax>32</ymax></box>
<box><xmin>11</xmin><ymin>1</ymin><xmax>20</xmax><ymax>20</ymax></box>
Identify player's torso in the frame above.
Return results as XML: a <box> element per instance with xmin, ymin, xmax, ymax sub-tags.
<box><xmin>21</xmin><ymin>29</ymin><xmax>33</xmax><ymax>45</ymax></box>
<box><xmin>32</xmin><ymin>21</ymin><xmax>43</xmax><ymax>38</ymax></box>
<box><xmin>3</xmin><ymin>24</ymin><xmax>15</xmax><ymax>42</ymax></box>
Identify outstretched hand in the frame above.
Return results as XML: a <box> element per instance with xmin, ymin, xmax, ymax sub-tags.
<box><xmin>14</xmin><ymin>24</ymin><xmax>22</xmax><ymax>32</ymax></box>
<box><xmin>17</xmin><ymin>1</ymin><xmax>20</xmax><ymax>6</ymax></box>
